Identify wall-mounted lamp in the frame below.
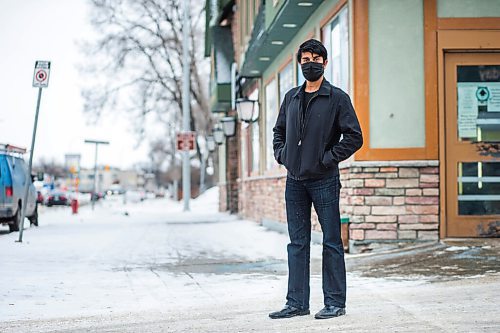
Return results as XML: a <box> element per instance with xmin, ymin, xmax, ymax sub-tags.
<box><xmin>220</xmin><ymin>116</ymin><xmax>236</xmax><ymax>137</ymax></box>
<box><xmin>213</xmin><ymin>126</ymin><xmax>225</xmax><ymax>145</ymax></box>
<box><xmin>233</xmin><ymin>73</ymin><xmax>259</xmax><ymax>123</ymax></box>
<box><xmin>206</xmin><ymin>135</ymin><xmax>216</xmax><ymax>152</ymax></box>
<box><xmin>235</xmin><ymin>97</ymin><xmax>259</xmax><ymax>123</ymax></box>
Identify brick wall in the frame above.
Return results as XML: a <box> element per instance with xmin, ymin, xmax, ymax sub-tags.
<box><xmin>219</xmin><ymin>116</ymin><xmax>240</xmax><ymax>214</ymax></box>
<box><xmin>226</xmin><ymin>130</ymin><xmax>240</xmax><ymax>214</ymax></box>
<box><xmin>236</xmin><ymin>161</ymin><xmax>440</xmax><ymax>253</ymax></box>
<box><xmin>340</xmin><ymin>162</ymin><xmax>439</xmax><ymax>253</ymax></box>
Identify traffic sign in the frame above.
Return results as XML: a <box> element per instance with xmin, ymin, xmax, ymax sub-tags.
<box><xmin>32</xmin><ymin>61</ymin><xmax>51</xmax><ymax>88</ymax></box>
<box><xmin>176</xmin><ymin>132</ymin><xmax>196</xmax><ymax>151</ymax></box>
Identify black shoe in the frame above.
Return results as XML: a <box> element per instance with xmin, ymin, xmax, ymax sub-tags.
<box><xmin>314</xmin><ymin>305</ymin><xmax>346</xmax><ymax>319</ymax></box>
<box><xmin>269</xmin><ymin>305</ymin><xmax>310</xmax><ymax>319</ymax></box>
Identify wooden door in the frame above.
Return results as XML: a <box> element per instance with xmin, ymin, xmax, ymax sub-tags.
<box><xmin>445</xmin><ymin>52</ymin><xmax>500</xmax><ymax>237</ymax></box>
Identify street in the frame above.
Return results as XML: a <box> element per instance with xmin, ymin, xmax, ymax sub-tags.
<box><xmin>1</xmin><ymin>190</ymin><xmax>499</xmax><ymax>332</ymax></box>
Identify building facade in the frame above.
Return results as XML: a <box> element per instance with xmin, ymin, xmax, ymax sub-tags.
<box><xmin>206</xmin><ymin>0</ymin><xmax>500</xmax><ymax>253</ymax></box>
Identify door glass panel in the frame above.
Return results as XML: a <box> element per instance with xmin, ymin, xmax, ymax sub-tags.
<box><xmin>457</xmin><ymin>161</ymin><xmax>500</xmax><ymax>215</ymax></box>
<box><xmin>456</xmin><ymin>65</ymin><xmax>500</xmax><ymax>142</ymax></box>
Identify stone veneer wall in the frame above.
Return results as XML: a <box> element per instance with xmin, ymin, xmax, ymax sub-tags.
<box><xmin>340</xmin><ymin>161</ymin><xmax>439</xmax><ymax>253</ymax></box>
<box><xmin>236</xmin><ymin>161</ymin><xmax>440</xmax><ymax>253</ymax></box>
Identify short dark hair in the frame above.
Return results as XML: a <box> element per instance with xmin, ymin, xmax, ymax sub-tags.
<box><xmin>296</xmin><ymin>39</ymin><xmax>328</xmax><ymax>63</ymax></box>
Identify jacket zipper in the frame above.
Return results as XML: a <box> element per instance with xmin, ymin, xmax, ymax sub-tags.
<box><xmin>298</xmin><ymin>93</ymin><xmax>318</xmax><ymax>146</ymax></box>
<box><xmin>297</xmin><ymin>92</ymin><xmax>318</xmax><ymax>180</ymax></box>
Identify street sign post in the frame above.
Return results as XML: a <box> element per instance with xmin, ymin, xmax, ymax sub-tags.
<box><xmin>84</xmin><ymin>140</ymin><xmax>110</xmax><ymax>211</ymax></box>
<box><xmin>18</xmin><ymin>60</ymin><xmax>51</xmax><ymax>243</ymax></box>
<box><xmin>182</xmin><ymin>0</ymin><xmax>191</xmax><ymax>212</ymax></box>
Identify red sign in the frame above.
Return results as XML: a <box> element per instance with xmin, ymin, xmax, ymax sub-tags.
<box><xmin>176</xmin><ymin>132</ymin><xmax>196</xmax><ymax>151</ymax></box>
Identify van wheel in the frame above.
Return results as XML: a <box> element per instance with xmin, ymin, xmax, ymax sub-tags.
<box><xmin>9</xmin><ymin>208</ymin><xmax>21</xmax><ymax>232</ymax></box>
<box><xmin>29</xmin><ymin>205</ymin><xmax>38</xmax><ymax>227</ymax></box>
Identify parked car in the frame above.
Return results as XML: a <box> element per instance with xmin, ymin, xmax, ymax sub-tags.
<box><xmin>90</xmin><ymin>191</ymin><xmax>104</xmax><ymax>202</ymax></box>
<box><xmin>0</xmin><ymin>144</ymin><xmax>39</xmax><ymax>232</ymax></box>
<box><xmin>36</xmin><ymin>191</ymin><xmax>44</xmax><ymax>204</ymax></box>
<box><xmin>46</xmin><ymin>191</ymin><xmax>69</xmax><ymax>206</ymax></box>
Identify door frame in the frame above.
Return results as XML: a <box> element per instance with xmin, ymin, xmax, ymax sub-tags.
<box><xmin>444</xmin><ymin>52</ymin><xmax>500</xmax><ymax>237</ymax></box>
<box><xmin>438</xmin><ymin>30</ymin><xmax>500</xmax><ymax>238</ymax></box>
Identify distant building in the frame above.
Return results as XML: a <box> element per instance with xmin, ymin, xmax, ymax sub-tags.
<box><xmin>70</xmin><ymin>167</ymin><xmax>144</xmax><ymax>193</ymax></box>
<box><xmin>206</xmin><ymin>0</ymin><xmax>500</xmax><ymax>252</ymax></box>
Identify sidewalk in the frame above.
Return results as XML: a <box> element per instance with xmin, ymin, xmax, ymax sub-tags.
<box><xmin>0</xmin><ymin>189</ymin><xmax>498</xmax><ymax>332</ymax></box>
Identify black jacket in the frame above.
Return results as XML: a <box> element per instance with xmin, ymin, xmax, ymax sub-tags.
<box><xmin>273</xmin><ymin>78</ymin><xmax>363</xmax><ymax>180</ymax></box>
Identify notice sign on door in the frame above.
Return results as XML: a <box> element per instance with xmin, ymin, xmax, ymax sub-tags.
<box><xmin>32</xmin><ymin>61</ymin><xmax>51</xmax><ymax>88</ymax></box>
<box><xmin>457</xmin><ymin>83</ymin><xmax>478</xmax><ymax>138</ymax></box>
<box><xmin>457</xmin><ymin>82</ymin><xmax>500</xmax><ymax>138</ymax></box>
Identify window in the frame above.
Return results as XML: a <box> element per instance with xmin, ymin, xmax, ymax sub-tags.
<box><xmin>251</xmin><ymin>122</ymin><xmax>260</xmax><ymax>173</ymax></box>
<box><xmin>241</xmin><ymin>88</ymin><xmax>261</xmax><ymax>177</ymax></box>
<box><xmin>249</xmin><ymin>89</ymin><xmax>260</xmax><ymax>173</ymax></box>
<box><xmin>279</xmin><ymin>61</ymin><xmax>294</xmax><ymax>104</ymax></box>
<box><xmin>297</xmin><ymin>61</ymin><xmax>305</xmax><ymax>86</ymax></box>
<box><xmin>322</xmin><ymin>6</ymin><xmax>349</xmax><ymax>92</ymax></box>
<box><xmin>265</xmin><ymin>79</ymin><xmax>278</xmax><ymax>170</ymax></box>
<box><xmin>240</xmin><ymin>123</ymin><xmax>248</xmax><ymax>177</ymax></box>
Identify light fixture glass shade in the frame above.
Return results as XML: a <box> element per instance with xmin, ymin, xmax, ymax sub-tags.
<box><xmin>236</xmin><ymin>98</ymin><xmax>258</xmax><ymax>122</ymax></box>
<box><xmin>212</xmin><ymin>127</ymin><xmax>225</xmax><ymax>144</ymax></box>
<box><xmin>206</xmin><ymin>135</ymin><xmax>216</xmax><ymax>152</ymax></box>
<box><xmin>221</xmin><ymin>116</ymin><xmax>236</xmax><ymax>137</ymax></box>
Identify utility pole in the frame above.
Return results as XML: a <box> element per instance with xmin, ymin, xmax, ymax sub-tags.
<box><xmin>84</xmin><ymin>140</ymin><xmax>109</xmax><ymax>210</ymax></box>
<box><xmin>182</xmin><ymin>0</ymin><xmax>191</xmax><ymax>211</ymax></box>
<box><xmin>18</xmin><ymin>60</ymin><xmax>51</xmax><ymax>243</ymax></box>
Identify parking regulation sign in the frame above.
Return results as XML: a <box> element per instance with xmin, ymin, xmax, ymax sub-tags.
<box><xmin>32</xmin><ymin>60</ymin><xmax>51</xmax><ymax>88</ymax></box>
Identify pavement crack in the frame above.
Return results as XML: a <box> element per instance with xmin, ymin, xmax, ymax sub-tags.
<box><xmin>182</xmin><ymin>271</ymin><xmax>217</xmax><ymax>300</ymax></box>
<box><xmin>148</xmin><ymin>267</ymin><xmax>169</xmax><ymax>289</ymax></box>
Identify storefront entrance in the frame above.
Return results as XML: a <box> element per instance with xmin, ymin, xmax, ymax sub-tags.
<box><xmin>444</xmin><ymin>52</ymin><xmax>500</xmax><ymax>237</ymax></box>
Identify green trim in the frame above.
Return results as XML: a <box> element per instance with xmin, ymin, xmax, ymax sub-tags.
<box><xmin>265</xmin><ymin>0</ymin><xmax>286</xmax><ymax>29</ymax></box>
<box><xmin>204</xmin><ymin>1</ymin><xmax>211</xmax><ymax>57</ymax></box>
<box><xmin>205</xmin><ymin>0</ymin><xmax>235</xmax><ymax>57</ymax></box>
<box><xmin>210</xmin><ymin>83</ymin><xmax>232</xmax><ymax>113</ymax></box>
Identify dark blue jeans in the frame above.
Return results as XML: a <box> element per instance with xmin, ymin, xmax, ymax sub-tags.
<box><xmin>285</xmin><ymin>175</ymin><xmax>346</xmax><ymax>310</ymax></box>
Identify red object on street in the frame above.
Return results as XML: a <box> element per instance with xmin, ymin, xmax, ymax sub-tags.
<box><xmin>71</xmin><ymin>199</ymin><xmax>79</xmax><ymax>214</ymax></box>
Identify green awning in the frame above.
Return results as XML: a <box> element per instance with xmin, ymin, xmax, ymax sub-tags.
<box><xmin>240</xmin><ymin>0</ymin><xmax>323</xmax><ymax>77</ymax></box>
<box><xmin>205</xmin><ymin>0</ymin><xmax>235</xmax><ymax>57</ymax></box>
<box><xmin>210</xmin><ymin>26</ymin><xmax>234</xmax><ymax>113</ymax></box>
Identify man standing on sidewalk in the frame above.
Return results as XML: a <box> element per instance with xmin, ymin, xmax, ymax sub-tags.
<box><xmin>269</xmin><ymin>39</ymin><xmax>363</xmax><ymax>320</ymax></box>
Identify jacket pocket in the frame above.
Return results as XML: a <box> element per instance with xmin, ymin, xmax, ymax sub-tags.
<box><xmin>321</xmin><ymin>148</ymin><xmax>336</xmax><ymax>169</ymax></box>
<box><xmin>279</xmin><ymin>143</ymin><xmax>288</xmax><ymax>166</ymax></box>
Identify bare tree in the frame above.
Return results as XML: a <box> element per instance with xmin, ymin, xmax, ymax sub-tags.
<box><xmin>34</xmin><ymin>158</ymin><xmax>66</xmax><ymax>179</ymax></box>
<box><xmin>80</xmin><ymin>0</ymin><xmax>212</xmax><ymax>166</ymax></box>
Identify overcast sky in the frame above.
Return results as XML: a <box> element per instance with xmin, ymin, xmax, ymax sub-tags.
<box><xmin>0</xmin><ymin>0</ymin><xmax>150</xmax><ymax>169</ymax></box>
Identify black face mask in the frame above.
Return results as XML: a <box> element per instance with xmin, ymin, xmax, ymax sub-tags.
<box><xmin>301</xmin><ymin>62</ymin><xmax>324</xmax><ymax>82</ymax></box>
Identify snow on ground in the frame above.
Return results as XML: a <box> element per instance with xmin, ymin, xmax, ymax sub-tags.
<box><xmin>0</xmin><ymin>188</ymin><xmax>313</xmax><ymax>322</ymax></box>
<box><xmin>1</xmin><ymin>188</ymin><xmax>499</xmax><ymax>332</ymax></box>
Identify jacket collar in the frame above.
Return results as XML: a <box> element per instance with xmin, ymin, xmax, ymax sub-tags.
<box><xmin>292</xmin><ymin>77</ymin><xmax>332</xmax><ymax>99</ymax></box>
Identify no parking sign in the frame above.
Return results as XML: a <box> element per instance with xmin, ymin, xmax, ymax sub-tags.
<box><xmin>32</xmin><ymin>60</ymin><xmax>51</xmax><ymax>88</ymax></box>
